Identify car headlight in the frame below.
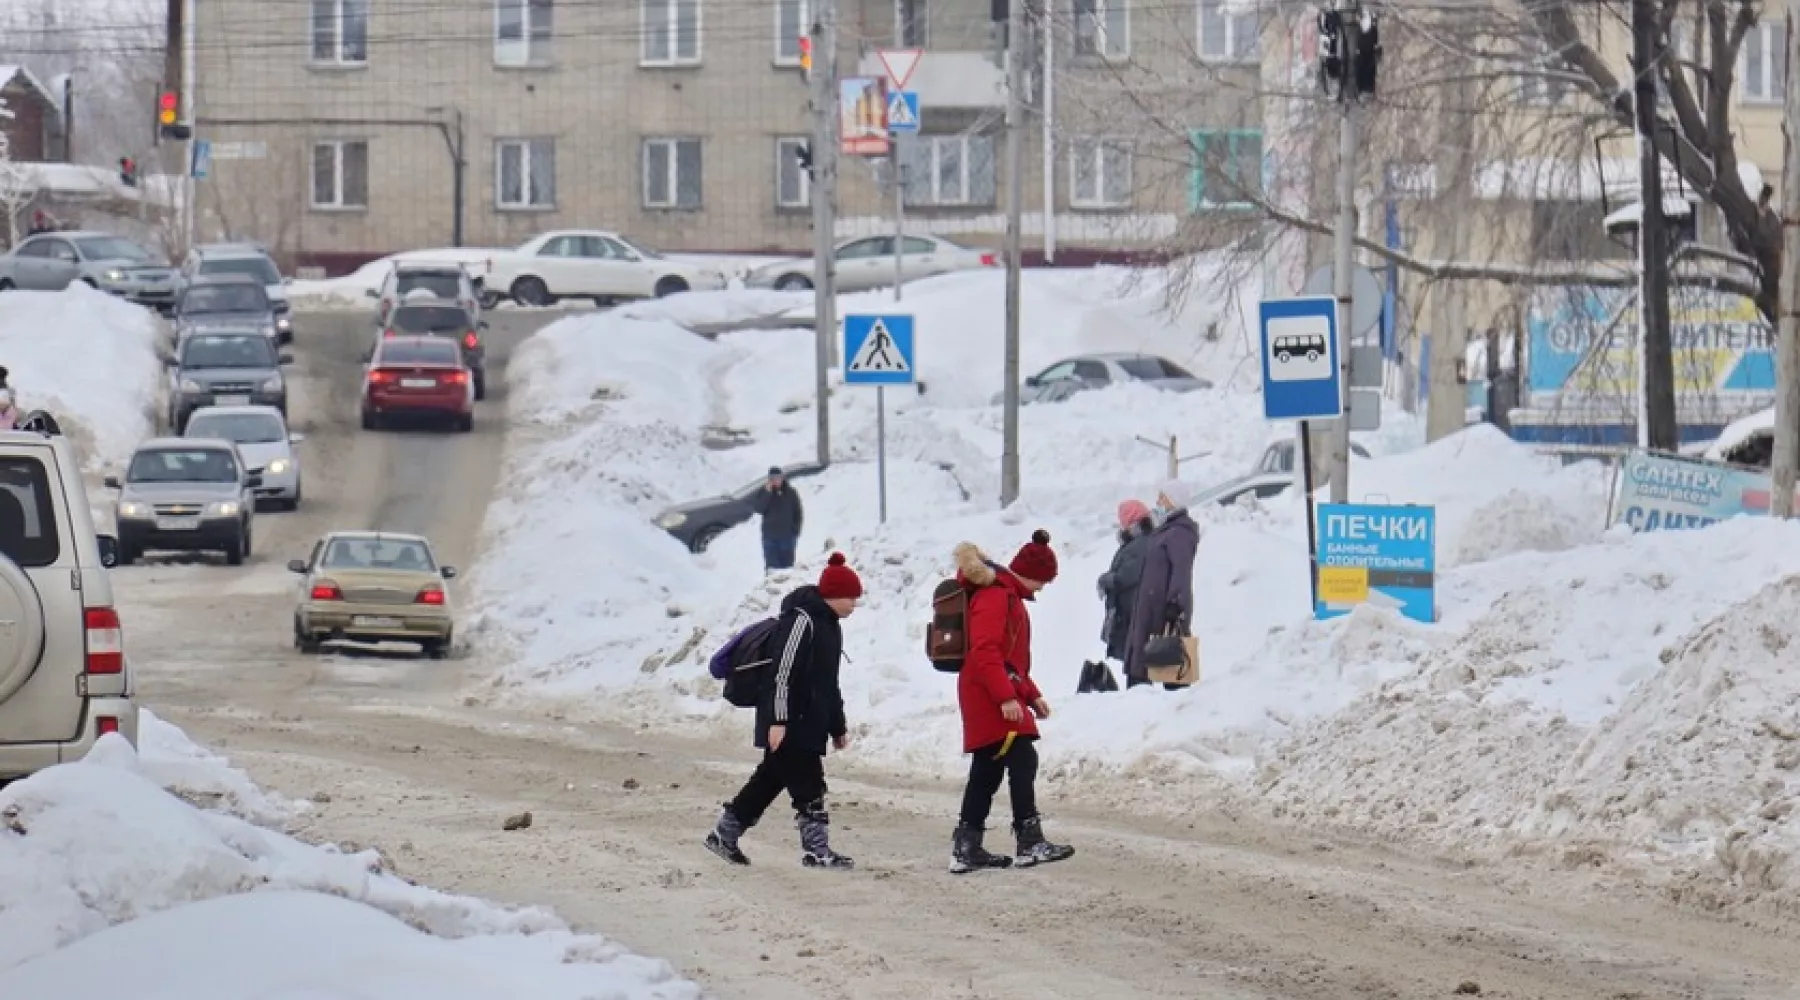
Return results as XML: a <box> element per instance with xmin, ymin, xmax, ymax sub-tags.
<box><xmin>265</xmin><ymin>458</ymin><xmax>290</xmax><ymax>475</ymax></box>
<box><xmin>117</xmin><ymin>501</ymin><xmax>150</xmax><ymax>518</ymax></box>
<box><xmin>275</xmin><ymin>314</ymin><xmax>292</xmax><ymax>329</ymax></box>
<box><xmin>104</xmin><ymin>269</ymin><xmax>125</xmax><ymax>282</ymax></box>
<box><xmin>263</xmin><ymin>325</ymin><xmax>277</xmax><ymax>337</ymax></box>
<box><xmin>260</xmin><ymin>375</ymin><xmax>283</xmax><ymax>392</ymax></box>
<box><xmin>180</xmin><ymin>378</ymin><xmax>203</xmax><ymax>392</ymax></box>
<box><xmin>207</xmin><ymin>501</ymin><xmax>241</xmax><ymax>517</ymax></box>
<box><xmin>656</xmin><ymin>512</ymin><xmax>687</xmax><ymax>528</ymax></box>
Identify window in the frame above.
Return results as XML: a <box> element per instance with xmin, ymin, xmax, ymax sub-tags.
<box><xmin>310</xmin><ymin>140</ymin><xmax>368</xmax><ymax>210</ymax></box>
<box><xmin>837</xmin><ymin>237</ymin><xmax>892</xmax><ymax>259</ymax></box>
<box><xmin>1197</xmin><ymin>0</ymin><xmax>1257</xmax><ymax>61</ymax></box>
<box><xmin>776</xmin><ymin>137</ymin><xmax>810</xmax><ymax>208</ymax></box>
<box><xmin>1743</xmin><ymin>21</ymin><xmax>1784</xmax><ymax>103</ymax></box>
<box><xmin>899</xmin><ymin>0</ymin><xmax>927</xmax><ymax>47</ymax></box>
<box><xmin>643</xmin><ymin>137</ymin><xmax>703</xmax><ymax>209</ymax></box>
<box><xmin>0</xmin><ymin>458</ymin><xmax>61</xmax><ymax>568</ymax></box>
<box><xmin>377</xmin><ymin>339</ymin><xmax>461</xmax><ymax>365</ymax></box>
<box><xmin>127</xmin><ymin>449</ymin><xmax>239</xmax><ymax>484</ymax></box>
<box><xmin>496</xmin><ymin>0</ymin><xmax>553</xmax><ymax>66</ymax></box>
<box><xmin>496</xmin><ymin>138</ymin><xmax>555</xmax><ymax>209</ymax></box>
<box><xmin>181</xmin><ymin>334</ymin><xmax>276</xmax><ymax>368</ymax></box>
<box><xmin>322</xmin><ymin>536</ymin><xmax>437</xmax><ymax>571</ymax></box>
<box><xmin>642</xmin><ymin>0</ymin><xmax>702</xmax><ymax>65</ymax></box>
<box><xmin>1072</xmin><ymin>360</ymin><xmax>1111</xmax><ymax>382</ymax></box>
<box><xmin>775</xmin><ymin>0</ymin><xmax>808</xmax><ymax>63</ymax></box>
<box><xmin>1074</xmin><ymin>0</ymin><xmax>1128</xmax><ymax>59</ymax></box>
<box><xmin>1070</xmin><ymin>137</ymin><xmax>1131</xmax><ymax>208</ymax></box>
<box><xmin>74</xmin><ymin>236</ymin><xmax>151</xmax><ymax>261</ymax></box>
<box><xmin>199</xmin><ymin>256</ymin><xmax>281</xmax><ymax>283</ymax></box>
<box><xmin>310</xmin><ymin>0</ymin><xmax>368</xmax><ymax>64</ymax></box>
<box><xmin>899</xmin><ymin>134</ymin><xmax>997</xmax><ymax>207</ymax></box>
<box><xmin>184</xmin><ymin>412</ymin><xmax>287</xmax><ymax>444</ymax></box>
<box><xmin>391</xmin><ymin>305</ymin><xmax>475</xmax><ymax>333</ymax></box>
<box><xmin>394</xmin><ymin>272</ymin><xmax>465</xmax><ymax>299</ymax></box>
<box><xmin>1188</xmin><ymin>129</ymin><xmax>1261</xmax><ymax>210</ymax></box>
<box><xmin>1118</xmin><ymin>356</ymin><xmax>1187</xmax><ymax>379</ymax></box>
<box><xmin>900</xmin><ymin>236</ymin><xmax>937</xmax><ymax>253</ymax></box>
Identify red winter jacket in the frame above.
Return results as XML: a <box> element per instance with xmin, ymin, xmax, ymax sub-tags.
<box><xmin>952</xmin><ymin>543</ymin><xmax>1044</xmax><ymax>753</ymax></box>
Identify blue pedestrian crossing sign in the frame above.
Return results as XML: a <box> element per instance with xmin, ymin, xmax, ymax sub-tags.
<box><xmin>190</xmin><ymin>139</ymin><xmax>212</xmax><ymax>180</ymax></box>
<box><xmin>1258</xmin><ymin>295</ymin><xmax>1343</xmax><ymax>421</ymax></box>
<box><xmin>843</xmin><ymin>313</ymin><xmax>916</xmax><ymax>386</ymax></box>
<box><xmin>887</xmin><ymin>91</ymin><xmax>920</xmax><ymax>134</ymax></box>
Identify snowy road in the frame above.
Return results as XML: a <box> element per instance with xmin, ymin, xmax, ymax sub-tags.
<box><xmin>121</xmin><ymin>311</ymin><xmax>1800</xmax><ymax>999</ymax></box>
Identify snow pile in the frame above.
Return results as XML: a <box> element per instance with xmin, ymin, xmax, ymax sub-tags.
<box><xmin>0</xmin><ymin>284</ymin><xmax>162</xmax><ymax>471</ymax></box>
<box><xmin>0</xmin><ymin>728</ymin><xmax>699</xmax><ymax>998</ymax></box>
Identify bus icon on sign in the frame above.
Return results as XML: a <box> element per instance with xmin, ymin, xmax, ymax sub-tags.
<box><xmin>1265</xmin><ymin>317</ymin><xmax>1333</xmax><ymax>382</ymax></box>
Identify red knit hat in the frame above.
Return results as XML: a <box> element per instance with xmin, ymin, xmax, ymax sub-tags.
<box><xmin>817</xmin><ymin>552</ymin><xmax>864</xmax><ymax>600</ymax></box>
<box><xmin>1008</xmin><ymin>529</ymin><xmax>1058</xmax><ymax>584</ymax></box>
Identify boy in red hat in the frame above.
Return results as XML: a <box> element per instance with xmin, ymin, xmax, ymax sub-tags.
<box><xmin>948</xmin><ymin>530</ymin><xmax>1075</xmax><ymax>873</ymax></box>
<box><xmin>707</xmin><ymin>552</ymin><xmax>863</xmax><ymax>870</ymax></box>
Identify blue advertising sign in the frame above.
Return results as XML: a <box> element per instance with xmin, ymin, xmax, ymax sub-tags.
<box><xmin>1612</xmin><ymin>449</ymin><xmax>1800</xmax><ymax>531</ymax></box>
<box><xmin>190</xmin><ymin>138</ymin><xmax>212</xmax><ymax>180</ymax></box>
<box><xmin>1258</xmin><ymin>296</ymin><xmax>1343</xmax><ymax>421</ymax></box>
<box><xmin>1314</xmin><ymin>503</ymin><xmax>1436</xmax><ymax>624</ymax></box>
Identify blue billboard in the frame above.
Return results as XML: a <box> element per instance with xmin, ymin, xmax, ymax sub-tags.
<box><xmin>1315</xmin><ymin>503</ymin><xmax>1437</xmax><ymax>624</ymax></box>
<box><xmin>1612</xmin><ymin>449</ymin><xmax>1800</xmax><ymax>531</ymax></box>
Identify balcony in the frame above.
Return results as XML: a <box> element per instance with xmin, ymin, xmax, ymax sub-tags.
<box><xmin>854</xmin><ymin>50</ymin><xmax>1003</xmax><ymax>110</ymax></box>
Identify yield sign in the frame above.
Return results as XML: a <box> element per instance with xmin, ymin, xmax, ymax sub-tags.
<box><xmin>877</xmin><ymin>48</ymin><xmax>923</xmax><ymax>90</ymax></box>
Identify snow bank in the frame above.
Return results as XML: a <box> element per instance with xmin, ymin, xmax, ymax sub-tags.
<box><xmin>0</xmin><ymin>726</ymin><xmax>699</xmax><ymax>997</ymax></box>
<box><xmin>0</xmin><ymin>285</ymin><xmax>162</xmax><ymax>471</ymax></box>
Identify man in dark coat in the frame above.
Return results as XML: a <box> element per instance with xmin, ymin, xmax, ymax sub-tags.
<box><xmin>707</xmin><ymin>553</ymin><xmax>862</xmax><ymax>870</ymax></box>
<box><xmin>1123</xmin><ymin>480</ymin><xmax>1201</xmax><ymax>688</ymax></box>
<box><xmin>749</xmin><ymin>466</ymin><xmax>803</xmax><ymax>572</ymax></box>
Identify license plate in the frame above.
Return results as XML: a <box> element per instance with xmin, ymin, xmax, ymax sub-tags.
<box><xmin>216</xmin><ymin>394</ymin><xmax>251</xmax><ymax>405</ymax></box>
<box><xmin>155</xmin><ymin>517</ymin><xmax>199</xmax><ymax>531</ymax></box>
<box><xmin>352</xmin><ymin>616</ymin><xmax>403</xmax><ymax>628</ymax></box>
<box><xmin>400</xmin><ymin>378</ymin><xmax>436</xmax><ymax>389</ymax></box>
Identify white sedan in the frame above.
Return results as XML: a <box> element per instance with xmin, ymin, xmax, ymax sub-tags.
<box><xmin>744</xmin><ymin>234</ymin><xmax>997</xmax><ymax>293</ymax></box>
<box><xmin>181</xmin><ymin>404</ymin><xmax>305</xmax><ymax>510</ymax></box>
<box><xmin>481</xmin><ymin>231</ymin><xmax>727</xmax><ymax>307</ymax></box>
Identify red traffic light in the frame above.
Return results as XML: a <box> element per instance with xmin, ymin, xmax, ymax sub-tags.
<box><xmin>158</xmin><ymin>91</ymin><xmax>178</xmax><ymax>125</ymax></box>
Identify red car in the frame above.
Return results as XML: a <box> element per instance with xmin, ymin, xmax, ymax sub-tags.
<box><xmin>360</xmin><ymin>335</ymin><xmax>474</xmax><ymax>432</ymax></box>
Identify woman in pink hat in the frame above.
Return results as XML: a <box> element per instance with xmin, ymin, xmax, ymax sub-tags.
<box><xmin>1083</xmin><ymin>499</ymin><xmax>1153</xmax><ymax>692</ymax></box>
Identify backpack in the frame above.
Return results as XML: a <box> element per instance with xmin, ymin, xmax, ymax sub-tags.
<box><xmin>926</xmin><ymin>579</ymin><xmax>1018</xmax><ymax>673</ymax></box>
<box><xmin>709</xmin><ymin>617</ymin><xmax>784</xmax><ymax>707</ymax></box>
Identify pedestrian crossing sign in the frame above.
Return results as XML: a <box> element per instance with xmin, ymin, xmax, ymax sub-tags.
<box><xmin>843</xmin><ymin>313</ymin><xmax>916</xmax><ymax>386</ymax></box>
<box><xmin>887</xmin><ymin>91</ymin><xmax>920</xmax><ymax>134</ymax></box>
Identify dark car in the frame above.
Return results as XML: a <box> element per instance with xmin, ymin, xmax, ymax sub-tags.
<box><xmin>174</xmin><ymin>274</ymin><xmax>279</xmax><ymax>343</ymax></box>
<box><xmin>167</xmin><ymin>331</ymin><xmax>292</xmax><ymax>432</ymax></box>
<box><xmin>381</xmin><ymin>303</ymin><xmax>488</xmax><ymax>399</ymax></box>
<box><xmin>991</xmin><ymin>353</ymin><xmax>1215</xmax><ymax>406</ymax></box>
<box><xmin>652</xmin><ymin>464</ymin><xmax>826</xmax><ymax>552</ymax></box>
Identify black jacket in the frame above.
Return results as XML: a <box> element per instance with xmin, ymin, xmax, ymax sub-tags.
<box><xmin>755</xmin><ymin>585</ymin><xmax>846</xmax><ymax>755</ymax></box>
<box><xmin>1097</xmin><ymin>519</ymin><xmax>1154</xmax><ymax>660</ymax></box>
<box><xmin>751</xmin><ymin>484</ymin><xmax>803</xmax><ymax>539</ymax></box>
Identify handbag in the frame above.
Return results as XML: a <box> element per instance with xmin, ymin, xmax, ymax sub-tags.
<box><xmin>1143</xmin><ymin>607</ymin><xmax>1200</xmax><ymax>687</ymax></box>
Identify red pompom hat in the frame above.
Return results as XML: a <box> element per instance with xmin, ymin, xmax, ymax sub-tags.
<box><xmin>1009</xmin><ymin>529</ymin><xmax>1058</xmax><ymax>584</ymax></box>
<box><xmin>817</xmin><ymin>552</ymin><xmax>864</xmax><ymax>600</ymax></box>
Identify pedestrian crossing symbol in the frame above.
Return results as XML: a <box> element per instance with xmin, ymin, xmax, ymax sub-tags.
<box><xmin>887</xmin><ymin>91</ymin><xmax>920</xmax><ymax>134</ymax></box>
<box><xmin>843</xmin><ymin>313</ymin><xmax>917</xmax><ymax>386</ymax></box>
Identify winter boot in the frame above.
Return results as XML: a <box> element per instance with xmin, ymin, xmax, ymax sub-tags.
<box><xmin>949</xmin><ymin>822</ymin><xmax>1014</xmax><ymax>874</ymax></box>
<box><xmin>704</xmin><ymin>804</ymin><xmax>751</xmax><ymax>865</ymax></box>
<box><xmin>1013</xmin><ymin>815</ymin><xmax>1075</xmax><ymax>867</ymax></box>
<box><xmin>797</xmin><ymin>800</ymin><xmax>854</xmax><ymax>870</ymax></box>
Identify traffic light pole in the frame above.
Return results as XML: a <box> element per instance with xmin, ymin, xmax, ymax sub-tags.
<box><xmin>807</xmin><ymin>0</ymin><xmax>839</xmax><ymax>469</ymax></box>
<box><xmin>179</xmin><ymin>0</ymin><xmax>197</xmax><ymax>251</ymax></box>
<box><xmin>998</xmin><ymin>0</ymin><xmax>1025</xmax><ymax>507</ymax></box>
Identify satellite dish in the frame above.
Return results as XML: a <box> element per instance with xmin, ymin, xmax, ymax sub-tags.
<box><xmin>1301</xmin><ymin>265</ymin><xmax>1384</xmax><ymax>338</ymax></box>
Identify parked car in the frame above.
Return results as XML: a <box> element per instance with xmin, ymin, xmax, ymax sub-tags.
<box><xmin>179</xmin><ymin>243</ymin><xmax>293</xmax><ymax>342</ymax></box>
<box><xmin>361</xmin><ymin>335</ymin><xmax>474</xmax><ymax>432</ymax></box>
<box><xmin>172</xmin><ymin>274</ymin><xmax>280</xmax><ymax>343</ymax></box>
<box><xmin>0</xmin><ymin>230</ymin><xmax>178</xmax><ymax>310</ymax></box>
<box><xmin>182</xmin><ymin>404</ymin><xmax>304</xmax><ymax>510</ymax></box>
<box><xmin>167</xmin><ymin>331</ymin><xmax>293</xmax><ymax>432</ymax></box>
<box><xmin>379</xmin><ymin>302</ymin><xmax>488</xmax><ymax>399</ymax></box>
<box><xmin>1195</xmin><ymin>438</ymin><xmax>1376</xmax><ymax>507</ymax></box>
<box><xmin>745</xmin><ymin>234</ymin><xmax>997</xmax><ymax>293</ymax></box>
<box><xmin>0</xmin><ymin>425</ymin><xmax>138</xmax><ymax>782</ymax></box>
<box><xmin>989</xmin><ymin>353</ymin><xmax>1215</xmax><ymax>406</ymax></box>
<box><xmin>288</xmin><ymin>531</ymin><xmax>456</xmax><ymax>657</ymax></box>
<box><xmin>481</xmin><ymin>231</ymin><xmax>728</xmax><ymax>307</ymax></box>
<box><xmin>370</xmin><ymin>261</ymin><xmax>483</xmax><ymax>327</ymax></box>
<box><xmin>1703</xmin><ymin>406</ymin><xmax>1774</xmax><ymax>467</ymax></box>
<box><xmin>653</xmin><ymin>463</ymin><xmax>826</xmax><ymax>552</ymax></box>
<box><xmin>105</xmin><ymin>438</ymin><xmax>261</xmax><ymax>565</ymax></box>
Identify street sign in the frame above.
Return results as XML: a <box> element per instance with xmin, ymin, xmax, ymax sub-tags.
<box><xmin>190</xmin><ymin>139</ymin><xmax>212</xmax><ymax>180</ymax></box>
<box><xmin>887</xmin><ymin>90</ymin><xmax>920</xmax><ymax>134</ymax></box>
<box><xmin>839</xmin><ymin>77</ymin><xmax>889</xmax><ymax>156</ymax></box>
<box><xmin>1301</xmin><ymin>264</ymin><xmax>1384</xmax><ymax>338</ymax></box>
<box><xmin>877</xmin><ymin>48</ymin><xmax>923</xmax><ymax>90</ymax></box>
<box><xmin>1259</xmin><ymin>296</ymin><xmax>1343</xmax><ymax>421</ymax></box>
<box><xmin>1314</xmin><ymin>503</ymin><xmax>1436</xmax><ymax>624</ymax></box>
<box><xmin>843</xmin><ymin>313</ymin><xmax>916</xmax><ymax>386</ymax></box>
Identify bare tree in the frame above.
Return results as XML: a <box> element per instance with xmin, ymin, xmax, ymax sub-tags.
<box><xmin>0</xmin><ymin>97</ymin><xmax>41</xmax><ymax>247</ymax></box>
<box><xmin>202</xmin><ymin>139</ymin><xmax>305</xmax><ymax>269</ymax></box>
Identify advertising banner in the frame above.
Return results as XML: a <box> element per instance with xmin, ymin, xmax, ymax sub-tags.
<box><xmin>1314</xmin><ymin>503</ymin><xmax>1436</xmax><ymax>624</ymax></box>
<box><xmin>1611</xmin><ymin>449</ymin><xmax>1800</xmax><ymax>531</ymax></box>
<box><xmin>839</xmin><ymin>77</ymin><xmax>889</xmax><ymax>156</ymax></box>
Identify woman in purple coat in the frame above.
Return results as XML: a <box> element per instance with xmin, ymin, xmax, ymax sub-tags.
<box><xmin>1122</xmin><ymin>480</ymin><xmax>1200</xmax><ymax>688</ymax></box>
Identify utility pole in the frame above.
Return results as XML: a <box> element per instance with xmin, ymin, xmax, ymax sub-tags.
<box><xmin>1773</xmin><ymin>0</ymin><xmax>1800</xmax><ymax>516</ymax></box>
<box><xmin>1040</xmin><ymin>4</ymin><xmax>1056</xmax><ymax>263</ymax></box>
<box><xmin>999</xmin><ymin>0</ymin><xmax>1026</xmax><ymax>506</ymax></box>
<box><xmin>808</xmin><ymin>0</ymin><xmax>839</xmax><ymax>469</ymax></box>
<box><xmin>1425</xmin><ymin>72</ymin><xmax>1473</xmax><ymax>443</ymax></box>
<box><xmin>180</xmin><ymin>0</ymin><xmax>197</xmax><ymax>251</ymax></box>
<box><xmin>1326</xmin><ymin>3</ymin><xmax>1360</xmax><ymax>505</ymax></box>
<box><xmin>1630</xmin><ymin>0</ymin><xmax>1677</xmax><ymax>450</ymax></box>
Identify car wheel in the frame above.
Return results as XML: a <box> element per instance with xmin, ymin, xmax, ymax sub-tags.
<box><xmin>116</xmin><ymin>543</ymin><xmax>138</xmax><ymax>566</ymax></box>
<box><xmin>654</xmin><ymin>276</ymin><xmax>690</xmax><ymax>298</ymax></box>
<box><xmin>420</xmin><ymin>637</ymin><xmax>450</xmax><ymax>660</ymax></box>
<box><xmin>294</xmin><ymin>617</ymin><xmax>320</xmax><ymax>654</ymax></box>
<box><xmin>361</xmin><ymin>408</ymin><xmax>377</xmax><ymax>431</ymax></box>
<box><xmin>0</xmin><ymin>279</ymin><xmax>13</xmax><ymax>292</ymax></box>
<box><xmin>473</xmin><ymin>371</ymin><xmax>487</xmax><ymax>401</ymax></box>
<box><xmin>775</xmin><ymin>274</ymin><xmax>812</xmax><ymax>291</ymax></box>
<box><xmin>510</xmin><ymin>276</ymin><xmax>552</xmax><ymax>307</ymax></box>
<box><xmin>224</xmin><ymin>532</ymin><xmax>245</xmax><ymax>566</ymax></box>
<box><xmin>691</xmin><ymin>525</ymin><xmax>725</xmax><ymax>553</ymax></box>
<box><xmin>455</xmin><ymin>412</ymin><xmax>474</xmax><ymax>433</ymax></box>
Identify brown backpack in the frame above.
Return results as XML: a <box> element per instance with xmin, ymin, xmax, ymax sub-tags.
<box><xmin>926</xmin><ymin>578</ymin><xmax>1018</xmax><ymax>673</ymax></box>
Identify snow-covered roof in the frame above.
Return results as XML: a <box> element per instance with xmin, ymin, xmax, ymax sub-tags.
<box><xmin>1386</xmin><ymin>156</ymin><xmax>1707</xmax><ymax>203</ymax></box>
<box><xmin>13</xmin><ymin>162</ymin><xmax>176</xmax><ymax>207</ymax></box>
<box><xmin>0</xmin><ymin>64</ymin><xmax>62</xmax><ymax>112</ymax></box>
<box><xmin>1601</xmin><ymin>196</ymin><xmax>1696</xmax><ymax>229</ymax></box>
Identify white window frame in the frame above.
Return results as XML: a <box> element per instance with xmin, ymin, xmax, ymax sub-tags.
<box><xmin>642</xmin><ymin>137</ymin><xmax>704</xmax><ymax>209</ymax></box>
<box><xmin>309</xmin><ymin>139</ymin><xmax>368</xmax><ymax>210</ymax></box>
<box><xmin>916</xmin><ymin>135</ymin><xmax>976</xmax><ymax>206</ymax></box>
<box><xmin>1196</xmin><ymin>0</ymin><xmax>1257</xmax><ymax>63</ymax></box>
<box><xmin>641</xmin><ymin>0</ymin><xmax>704</xmax><ymax>67</ymax></box>
<box><xmin>775</xmin><ymin>0</ymin><xmax>809</xmax><ymax>65</ymax></box>
<box><xmin>495</xmin><ymin>138</ymin><xmax>556</xmax><ymax>210</ymax></box>
<box><xmin>775</xmin><ymin>137</ymin><xmax>810</xmax><ymax>208</ymax></box>
<box><xmin>1073</xmin><ymin>0</ymin><xmax>1129</xmax><ymax>60</ymax></box>
<box><xmin>1741</xmin><ymin>21</ymin><xmax>1784</xmax><ymax>103</ymax></box>
<box><xmin>495</xmin><ymin>0</ymin><xmax>554</xmax><ymax>66</ymax></box>
<box><xmin>309</xmin><ymin>0</ymin><xmax>369</xmax><ymax>65</ymax></box>
<box><xmin>1069</xmin><ymin>137</ymin><xmax>1132</xmax><ymax>209</ymax></box>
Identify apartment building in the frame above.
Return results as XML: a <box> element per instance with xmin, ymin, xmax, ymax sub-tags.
<box><xmin>189</xmin><ymin>0</ymin><xmax>1265</xmax><ymax>271</ymax></box>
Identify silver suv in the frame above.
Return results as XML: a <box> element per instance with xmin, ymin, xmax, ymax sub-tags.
<box><xmin>0</xmin><ymin>427</ymin><xmax>137</xmax><ymax>783</ymax></box>
<box><xmin>180</xmin><ymin>243</ymin><xmax>293</xmax><ymax>343</ymax></box>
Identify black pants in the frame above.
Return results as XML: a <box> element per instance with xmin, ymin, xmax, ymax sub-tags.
<box><xmin>729</xmin><ymin>745</ymin><xmax>826</xmax><ymax>827</ymax></box>
<box><xmin>959</xmin><ymin>736</ymin><xmax>1038</xmax><ymax>828</ymax></box>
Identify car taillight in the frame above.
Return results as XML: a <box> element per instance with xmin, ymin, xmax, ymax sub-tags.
<box><xmin>442</xmin><ymin>371</ymin><xmax>469</xmax><ymax>384</ymax></box>
<box><xmin>416</xmin><ymin>587</ymin><xmax>445</xmax><ymax>605</ymax></box>
<box><xmin>979</xmin><ymin>253</ymin><xmax>998</xmax><ymax>266</ymax></box>
<box><xmin>383</xmin><ymin>329</ymin><xmax>397</xmax><ymax>338</ymax></box>
<box><xmin>96</xmin><ymin>716</ymin><xmax>120</xmax><ymax>736</ymax></box>
<box><xmin>368</xmin><ymin>369</ymin><xmax>395</xmax><ymax>384</ymax></box>
<box><xmin>84</xmin><ymin>607</ymin><xmax>123</xmax><ymax>674</ymax></box>
<box><xmin>463</xmin><ymin>332</ymin><xmax>479</xmax><ymax>349</ymax></box>
<box><xmin>310</xmin><ymin>582</ymin><xmax>343</xmax><ymax>600</ymax></box>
